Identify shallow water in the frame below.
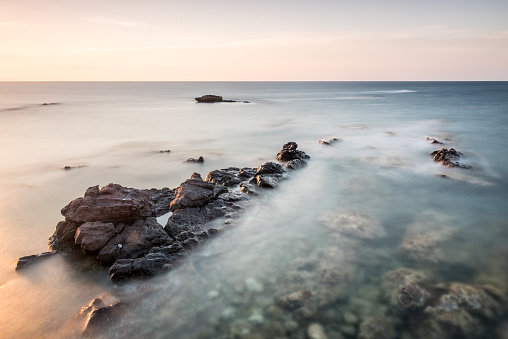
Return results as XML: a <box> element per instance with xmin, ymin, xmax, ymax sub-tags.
<box><xmin>0</xmin><ymin>82</ymin><xmax>507</xmax><ymax>338</ymax></box>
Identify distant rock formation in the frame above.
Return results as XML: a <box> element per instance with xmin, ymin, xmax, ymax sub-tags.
<box><xmin>195</xmin><ymin>94</ymin><xmax>249</xmax><ymax>103</ymax></box>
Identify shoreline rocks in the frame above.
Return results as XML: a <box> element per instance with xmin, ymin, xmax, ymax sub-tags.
<box><xmin>17</xmin><ymin>142</ymin><xmax>310</xmax><ymax>283</ymax></box>
<box><xmin>431</xmin><ymin>148</ymin><xmax>472</xmax><ymax>169</ymax></box>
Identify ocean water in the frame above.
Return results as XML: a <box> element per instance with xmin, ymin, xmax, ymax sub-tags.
<box><xmin>0</xmin><ymin>82</ymin><xmax>507</xmax><ymax>338</ymax></box>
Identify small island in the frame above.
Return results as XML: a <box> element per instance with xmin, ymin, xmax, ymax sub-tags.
<box><xmin>195</xmin><ymin>94</ymin><xmax>249</xmax><ymax>103</ymax></box>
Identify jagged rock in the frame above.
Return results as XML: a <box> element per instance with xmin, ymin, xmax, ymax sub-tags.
<box><xmin>15</xmin><ymin>251</ymin><xmax>56</xmax><ymax>271</ymax></box>
<box><xmin>97</xmin><ymin>217</ymin><xmax>172</xmax><ymax>265</ymax></box>
<box><xmin>276</xmin><ymin>141</ymin><xmax>310</xmax><ymax>162</ymax></box>
<box><xmin>142</xmin><ymin>187</ymin><xmax>175</xmax><ymax>217</ymax></box>
<box><xmin>205</xmin><ymin>168</ymin><xmax>243</xmax><ymax>187</ymax></box>
<box><xmin>322</xmin><ymin>211</ymin><xmax>386</xmax><ymax>240</ymax></box>
<box><xmin>318</xmin><ymin>138</ymin><xmax>339</xmax><ymax>146</ymax></box>
<box><xmin>75</xmin><ymin>221</ymin><xmax>123</xmax><ymax>253</ymax></box>
<box><xmin>254</xmin><ymin>162</ymin><xmax>284</xmax><ymax>176</ymax></box>
<box><xmin>426</xmin><ymin>137</ymin><xmax>443</xmax><ymax>144</ymax></box>
<box><xmin>82</xmin><ymin>300</ymin><xmax>127</xmax><ymax>337</ymax></box>
<box><xmin>170</xmin><ymin>173</ymin><xmax>217</xmax><ymax>211</ymax></box>
<box><xmin>195</xmin><ymin>95</ymin><xmax>223</xmax><ymax>103</ymax></box>
<box><xmin>286</xmin><ymin>158</ymin><xmax>307</xmax><ymax>170</ymax></box>
<box><xmin>109</xmin><ymin>251</ymin><xmax>188</xmax><ymax>281</ymax></box>
<box><xmin>250</xmin><ymin>162</ymin><xmax>286</xmax><ymax>188</ymax></box>
<box><xmin>431</xmin><ymin>148</ymin><xmax>471</xmax><ymax>169</ymax></box>
<box><xmin>183</xmin><ymin>156</ymin><xmax>204</xmax><ymax>163</ymax></box>
<box><xmin>240</xmin><ymin>183</ymin><xmax>258</xmax><ymax>196</ymax></box>
<box><xmin>61</xmin><ymin>184</ymin><xmax>156</xmax><ymax>224</ymax></box>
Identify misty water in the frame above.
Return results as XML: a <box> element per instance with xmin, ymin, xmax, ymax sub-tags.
<box><xmin>0</xmin><ymin>82</ymin><xmax>507</xmax><ymax>338</ymax></box>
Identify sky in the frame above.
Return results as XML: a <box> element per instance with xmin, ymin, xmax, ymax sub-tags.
<box><xmin>1</xmin><ymin>0</ymin><xmax>507</xmax><ymax>81</ymax></box>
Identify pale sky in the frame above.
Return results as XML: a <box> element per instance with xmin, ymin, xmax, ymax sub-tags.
<box><xmin>1</xmin><ymin>0</ymin><xmax>507</xmax><ymax>81</ymax></box>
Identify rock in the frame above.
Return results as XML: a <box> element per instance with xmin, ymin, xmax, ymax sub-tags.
<box><xmin>276</xmin><ymin>141</ymin><xmax>310</xmax><ymax>162</ymax></box>
<box><xmin>431</xmin><ymin>148</ymin><xmax>471</xmax><ymax>169</ymax></box>
<box><xmin>382</xmin><ymin>268</ymin><xmax>430</xmax><ymax>310</ymax></box>
<box><xmin>245</xmin><ymin>278</ymin><xmax>264</xmax><ymax>292</ymax></box>
<box><xmin>82</xmin><ymin>300</ymin><xmax>127</xmax><ymax>337</ymax></box>
<box><xmin>343</xmin><ymin>312</ymin><xmax>359</xmax><ymax>325</ymax></box>
<box><xmin>286</xmin><ymin>158</ymin><xmax>307</xmax><ymax>170</ymax></box>
<box><xmin>61</xmin><ymin>184</ymin><xmax>156</xmax><ymax>224</ymax></box>
<box><xmin>195</xmin><ymin>95</ymin><xmax>223</xmax><ymax>103</ymax></box>
<box><xmin>254</xmin><ymin>162</ymin><xmax>284</xmax><ymax>176</ymax></box>
<box><xmin>97</xmin><ymin>217</ymin><xmax>172</xmax><ymax>265</ymax></box>
<box><xmin>308</xmin><ymin>323</ymin><xmax>328</xmax><ymax>339</ymax></box>
<box><xmin>49</xmin><ymin>220</ymin><xmax>80</xmax><ymax>251</ymax></box>
<box><xmin>169</xmin><ymin>173</ymin><xmax>216</xmax><ymax>211</ymax></box>
<box><xmin>426</xmin><ymin>137</ymin><xmax>443</xmax><ymax>144</ymax></box>
<box><xmin>397</xmin><ymin>211</ymin><xmax>456</xmax><ymax>265</ymax></box>
<box><xmin>75</xmin><ymin>221</ymin><xmax>123</xmax><ymax>253</ymax></box>
<box><xmin>15</xmin><ymin>251</ymin><xmax>56</xmax><ymax>271</ymax></box>
<box><xmin>109</xmin><ymin>251</ymin><xmax>187</xmax><ymax>281</ymax></box>
<box><xmin>183</xmin><ymin>156</ymin><xmax>204</xmax><ymax>163</ymax></box>
<box><xmin>322</xmin><ymin>211</ymin><xmax>386</xmax><ymax>240</ymax></box>
<box><xmin>205</xmin><ymin>168</ymin><xmax>243</xmax><ymax>187</ymax></box>
<box><xmin>277</xmin><ymin>289</ymin><xmax>313</xmax><ymax>311</ymax></box>
<box><xmin>358</xmin><ymin>314</ymin><xmax>395</xmax><ymax>339</ymax></box>
<box><xmin>252</xmin><ymin>174</ymin><xmax>284</xmax><ymax>188</ymax></box>
<box><xmin>159</xmin><ymin>149</ymin><xmax>171</xmax><ymax>153</ymax></box>
<box><xmin>240</xmin><ymin>183</ymin><xmax>258</xmax><ymax>196</ymax></box>
<box><xmin>318</xmin><ymin>138</ymin><xmax>339</xmax><ymax>146</ymax></box>
<box><xmin>142</xmin><ymin>187</ymin><xmax>175</xmax><ymax>216</ymax></box>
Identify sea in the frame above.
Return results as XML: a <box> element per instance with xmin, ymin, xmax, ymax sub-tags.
<box><xmin>0</xmin><ymin>81</ymin><xmax>507</xmax><ymax>338</ymax></box>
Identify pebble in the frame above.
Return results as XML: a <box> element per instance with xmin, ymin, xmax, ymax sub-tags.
<box><xmin>308</xmin><ymin>323</ymin><xmax>329</xmax><ymax>339</ymax></box>
<box><xmin>245</xmin><ymin>278</ymin><xmax>264</xmax><ymax>292</ymax></box>
<box><xmin>208</xmin><ymin>290</ymin><xmax>220</xmax><ymax>299</ymax></box>
<box><xmin>248</xmin><ymin>308</ymin><xmax>264</xmax><ymax>324</ymax></box>
<box><xmin>343</xmin><ymin>311</ymin><xmax>359</xmax><ymax>325</ymax></box>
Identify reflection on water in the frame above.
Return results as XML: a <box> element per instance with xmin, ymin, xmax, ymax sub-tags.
<box><xmin>0</xmin><ymin>82</ymin><xmax>507</xmax><ymax>337</ymax></box>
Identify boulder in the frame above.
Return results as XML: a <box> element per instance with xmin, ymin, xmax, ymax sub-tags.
<box><xmin>183</xmin><ymin>156</ymin><xmax>204</xmax><ymax>163</ymax></box>
<box><xmin>97</xmin><ymin>217</ymin><xmax>172</xmax><ymax>265</ymax></box>
<box><xmin>15</xmin><ymin>251</ymin><xmax>56</xmax><ymax>271</ymax></box>
<box><xmin>205</xmin><ymin>168</ymin><xmax>243</xmax><ymax>187</ymax></box>
<box><xmin>286</xmin><ymin>158</ymin><xmax>307</xmax><ymax>170</ymax></box>
<box><xmin>82</xmin><ymin>300</ymin><xmax>127</xmax><ymax>337</ymax></box>
<box><xmin>61</xmin><ymin>184</ymin><xmax>155</xmax><ymax>224</ymax></box>
<box><xmin>431</xmin><ymin>148</ymin><xmax>471</xmax><ymax>169</ymax></box>
<box><xmin>382</xmin><ymin>268</ymin><xmax>430</xmax><ymax>310</ymax></box>
<box><xmin>75</xmin><ymin>221</ymin><xmax>123</xmax><ymax>253</ymax></box>
<box><xmin>142</xmin><ymin>187</ymin><xmax>175</xmax><ymax>217</ymax></box>
<box><xmin>169</xmin><ymin>173</ymin><xmax>217</xmax><ymax>211</ymax></box>
<box><xmin>109</xmin><ymin>251</ymin><xmax>188</xmax><ymax>281</ymax></box>
<box><xmin>276</xmin><ymin>142</ymin><xmax>310</xmax><ymax>162</ymax></box>
<box><xmin>195</xmin><ymin>95</ymin><xmax>223</xmax><ymax>103</ymax></box>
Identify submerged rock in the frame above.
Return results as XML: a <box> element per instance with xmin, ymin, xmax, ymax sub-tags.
<box><xmin>318</xmin><ymin>138</ymin><xmax>339</xmax><ymax>146</ymax></box>
<box><xmin>322</xmin><ymin>211</ymin><xmax>386</xmax><ymax>240</ymax></box>
<box><xmin>82</xmin><ymin>299</ymin><xmax>128</xmax><ymax>337</ymax></box>
<box><xmin>358</xmin><ymin>314</ymin><xmax>395</xmax><ymax>339</ymax></box>
<box><xmin>308</xmin><ymin>323</ymin><xmax>329</xmax><ymax>339</ymax></box>
<box><xmin>183</xmin><ymin>156</ymin><xmax>204</xmax><ymax>163</ymax></box>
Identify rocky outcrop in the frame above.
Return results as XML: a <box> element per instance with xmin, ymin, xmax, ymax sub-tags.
<box><xmin>195</xmin><ymin>95</ymin><xmax>223</xmax><ymax>103</ymax></box>
<box><xmin>183</xmin><ymin>156</ymin><xmax>204</xmax><ymax>163</ymax></box>
<box><xmin>18</xmin><ymin>142</ymin><xmax>310</xmax><ymax>283</ymax></box>
<box><xmin>61</xmin><ymin>184</ymin><xmax>155</xmax><ymax>224</ymax></box>
<box><xmin>431</xmin><ymin>148</ymin><xmax>471</xmax><ymax>169</ymax></box>
<box><xmin>15</xmin><ymin>251</ymin><xmax>56</xmax><ymax>271</ymax></box>
<box><xmin>276</xmin><ymin>141</ymin><xmax>310</xmax><ymax>162</ymax></box>
<box><xmin>79</xmin><ymin>295</ymin><xmax>128</xmax><ymax>338</ymax></box>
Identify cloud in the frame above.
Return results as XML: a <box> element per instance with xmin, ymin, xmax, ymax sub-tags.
<box><xmin>83</xmin><ymin>16</ymin><xmax>148</xmax><ymax>27</ymax></box>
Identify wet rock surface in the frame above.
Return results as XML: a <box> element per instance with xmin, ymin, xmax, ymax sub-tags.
<box><xmin>431</xmin><ymin>147</ymin><xmax>472</xmax><ymax>169</ymax></box>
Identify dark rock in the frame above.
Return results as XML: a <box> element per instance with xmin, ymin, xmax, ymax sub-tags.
<box><xmin>61</xmin><ymin>184</ymin><xmax>155</xmax><ymax>224</ymax></box>
<box><xmin>183</xmin><ymin>156</ymin><xmax>204</xmax><ymax>163</ymax></box>
<box><xmin>318</xmin><ymin>138</ymin><xmax>339</xmax><ymax>146</ymax></box>
<box><xmin>276</xmin><ymin>142</ymin><xmax>310</xmax><ymax>162</ymax></box>
<box><xmin>195</xmin><ymin>95</ymin><xmax>223</xmax><ymax>103</ymax></box>
<box><xmin>238</xmin><ymin>167</ymin><xmax>257</xmax><ymax>179</ymax></box>
<box><xmin>426</xmin><ymin>137</ymin><xmax>443</xmax><ymax>145</ymax></box>
<box><xmin>252</xmin><ymin>174</ymin><xmax>284</xmax><ymax>188</ymax></box>
<box><xmin>75</xmin><ymin>221</ymin><xmax>124</xmax><ymax>253</ymax></box>
<box><xmin>15</xmin><ymin>251</ymin><xmax>56</xmax><ymax>271</ymax></box>
<box><xmin>286</xmin><ymin>158</ymin><xmax>307</xmax><ymax>170</ymax></box>
<box><xmin>254</xmin><ymin>162</ymin><xmax>284</xmax><ymax>176</ymax></box>
<box><xmin>382</xmin><ymin>268</ymin><xmax>430</xmax><ymax>310</ymax></box>
<box><xmin>277</xmin><ymin>289</ymin><xmax>313</xmax><ymax>311</ymax></box>
<box><xmin>205</xmin><ymin>168</ymin><xmax>242</xmax><ymax>187</ymax></box>
<box><xmin>109</xmin><ymin>251</ymin><xmax>188</xmax><ymax>281</ymax></box>
<box><xmin>142</xmin><ymin>187</ymin><xmax>175</xmax><ymax>217</ymax></box>
<box><xmin>431</xmin><ymin>148</ymin><xmax>471</xmax><ymax>169</ymax></box>
<box><xmin>240</xmin><ymin>183</ymin><xmax>259</xmax><ymax>196</ymax></box>
<box><xmin>169</xmin><ymin>173</ymin><xmax>216</xmax><ymax>211</ymax></box>
<box><xmin>82</xmin><ymin>300</ymin><xmax>127</xmax><ymax>337</ymax></box>
<box><xmin>159</xmin><ymin>150</ymin><xmax>171</xmax><ymax>153</ymax></box>
<box><xmin>97</xmin><ymin>217</ymin><xmax>172</xmax><ymax>265</ymax></box>
<box><xmin>398</xmin><ymin>285</ymin><xmax>423</xmax><ymax>309</ymax></box>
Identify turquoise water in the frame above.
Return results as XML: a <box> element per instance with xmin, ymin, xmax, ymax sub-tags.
<box><xmin>0</xmin><ymin>82</ymin><xmax>507</xmax><ymax>338</ymax></box>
